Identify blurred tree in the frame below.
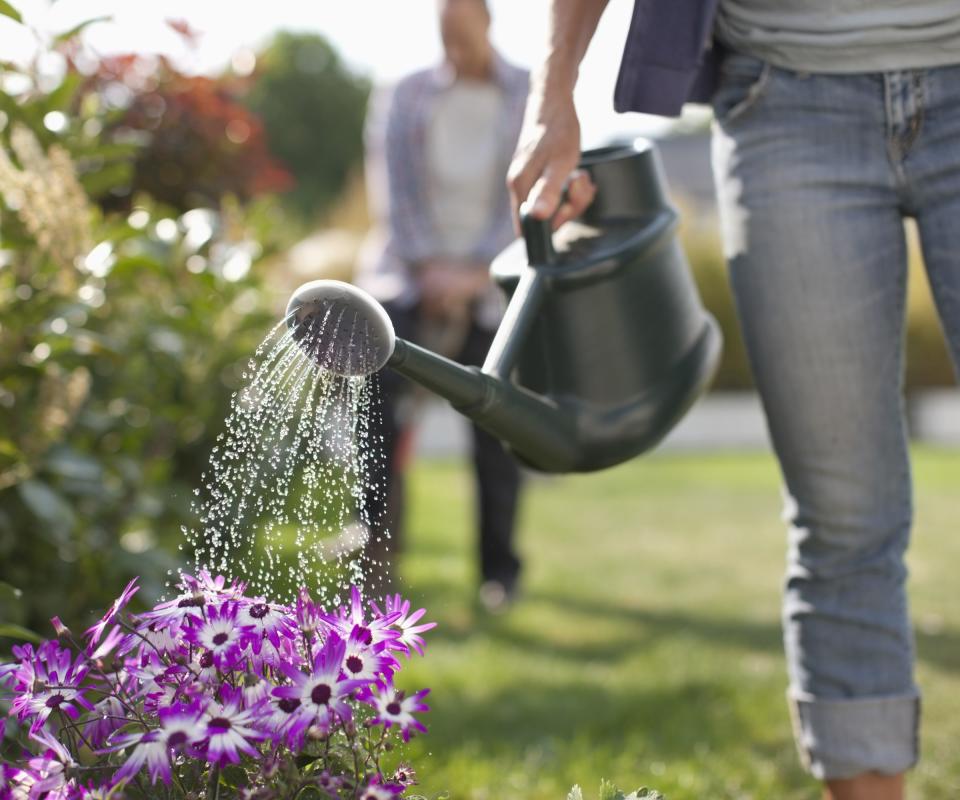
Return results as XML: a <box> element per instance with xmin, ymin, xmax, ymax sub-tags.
<box><xmin>79</xmin><ymin>52</ymin><xmax>293</xmax><ymax>212</ymax></box>
<box><xmin>242</xmin><ymin>32</ymin><xmax>370</xmax><ymax>221</ymax></box>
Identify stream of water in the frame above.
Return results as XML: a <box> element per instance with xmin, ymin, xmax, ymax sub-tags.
<box><xmin>181</xmin><ymin>311</ymin><xmax>388</xmax><ymax>605</ymax></box>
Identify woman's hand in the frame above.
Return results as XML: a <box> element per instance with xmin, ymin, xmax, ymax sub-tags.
<box><xmin>507</xmin><ymin>85</ymin><xmax>596</xmax><ymax>231</ymax></box>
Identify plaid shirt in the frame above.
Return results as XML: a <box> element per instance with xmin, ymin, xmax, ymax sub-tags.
<box><xmin>357</xmin><ymin>53</ymin><xmax>529</xmax><ymax>307</ymax></box>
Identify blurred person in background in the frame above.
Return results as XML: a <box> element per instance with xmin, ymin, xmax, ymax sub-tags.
<box><xmin>507</xmin><ymin>0</ymin><xmax>960</xmax><ymax>798</ymax></box>
<box><xmin>356</xmin><ymin>0</ymin><xmax>529</xmax><ymax>611</ymax></box>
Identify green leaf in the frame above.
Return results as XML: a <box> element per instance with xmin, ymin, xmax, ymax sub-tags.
<box><xmin>42</xmin><ymin>71</ymin><xmax>83</xmax><ymax>112</ymax></box>
<box><xmin>77</xmin><ymin>161</ymin><xmax>133</xmax><ymax>199</ymax></box>
<box><xmin>54</xmin><ymin>15</ymin><xmax>111</xmax><ymax>43</ymax></box>
<box><xmin>294</xmin><ymin>753</ymin><xmax>322</xmax><ymax>769</ymax></box>
<box><xmin>0</xmin><ymin>1</ymin><xmax>23</xmax><ymax>24</ymax></box>
<box><xmin>220</xmin><ymin>765</ymin><xmax>246</xmax><ymax>789</ymax></box>
<box><xmin>567</xmin><ymin>786</ymin><xmax>585</xmax><ymax>800</ymax></box>
<box><xmin>0</xmin><ymin>623</ymin><xmax>43</xmax><ymax>643</ymax></box>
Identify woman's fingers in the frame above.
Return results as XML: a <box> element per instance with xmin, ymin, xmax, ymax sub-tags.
<box><xmin>552</xmin><ymin>169</ymin><xmax>597</xmax><ymax>229</ymax></box>
<box><xmin>526</xmin><ymin>164</ymin><xmax>570</xmax><ymax>220</ymax></box>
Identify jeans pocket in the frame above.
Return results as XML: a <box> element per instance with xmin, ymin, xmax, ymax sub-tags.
<box><xmin>712</xmin><ymin>53</ymin><xmax>773</xmax><ymax>126</ymax></box>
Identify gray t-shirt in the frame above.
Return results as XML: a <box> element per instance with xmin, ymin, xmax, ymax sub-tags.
<box><xmin>426</xmin><ymin>80</ymin><xmax>503</xmax><ymax>260</ymax></box>
<box><xmin>716</xmin><ymin>0</ymin><xmax>960</xmax><ymax>73</ymax></box>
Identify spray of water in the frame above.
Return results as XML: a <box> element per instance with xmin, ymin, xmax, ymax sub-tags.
<box><xmin>181</xmin><ymin>309</ymin><xmax>390</xmax><ymax>605</ymax></box>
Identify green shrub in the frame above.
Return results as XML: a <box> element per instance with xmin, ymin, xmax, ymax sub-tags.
<box><xmin>0</xmin><ymin>15</ymin><xmax>282</xmax><ymax>632</ymax></box>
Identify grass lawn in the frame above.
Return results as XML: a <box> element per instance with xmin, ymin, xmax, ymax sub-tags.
<box><xmin>388</xmin><ymin>447</ymin><xmax>960</xmax><ymax>800</ymax></box>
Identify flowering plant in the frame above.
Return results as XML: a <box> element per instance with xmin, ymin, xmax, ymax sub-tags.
<box><xmin>0</xmin><ymin>572</ymin><xmax>435</xmax><ymax>799</ymax></box>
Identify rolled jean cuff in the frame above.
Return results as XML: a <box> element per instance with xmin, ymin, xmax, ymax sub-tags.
<box><xmin>788</xmin><ymin>689</ymin><xmax>921</xmax><ymax>780</ymax></box>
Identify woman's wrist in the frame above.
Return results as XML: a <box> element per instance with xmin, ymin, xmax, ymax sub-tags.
<box><xmin>535</xmin><ymin>51</ymin><xmax>579</xmax><ymax>97</ymax></box>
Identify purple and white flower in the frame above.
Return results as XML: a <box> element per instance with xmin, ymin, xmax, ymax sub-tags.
<box><xmin>111</xmin><ymin>702</ymin><xmax>207</xmax><ymax>785</ymax></box>
<box><xmin>243</xmin><ymin>681</ymin><xmax>305</xmax><ymax>747</ymax></box>
<box><xmin>85</xmin><ymin>577</ymin><xmax>139</xmax><ymax>646</ymax></box>
<box><xmin>294</xmin><ymin>586</ymin><xmax>328</xmax><ymax>641</ymax></box>
<box><xmin>0</xmin><ymin>761</ymin><xmax>32</xmax><ymax>798</ymax></box>
<box><xmin>238</xmin><ymin>598</ymin><xmax>297</xmax><ymax>656</ymax></box>
<box><xmin>273</xmin><ymin>634</ymin><xmax>363</xmax><ymax>739</ymax></box>
<box><xmin>24</xmin><ymin>729</ymin><xmax>76</xmax><ymax>797</ymax></box>
<box><xmin>184</xmin><ymin>569</ymin><xmax>246</xmax><ymax>602</ymax></box>
<box><xmin>183</xmin><ymin>602</ymin><xmax>252</xmax><ymax>669</ymax></box>
<box><xmin>357</xmin><ymin>777</ymin><xmax>405</xmax><ymax>799</ymax></box>
<box><xmin>0</xmin><ymin>574</ymin><xmax>434</xmax><ymax>798</ymax></box>
<box><xmin>340</xmin><ymin>625</ymin><xmax>398</xmax><ymax>683</ymax></box>
<box><xmin>201</xmin><ymin>688</ymin><xmax>266</xmax><ymax>766</ymax></box>
<box><xmin>372</xmin><ymin>593</ymin><xmax>437</xmax><ymax>657</ymax></box>
<box><xmin>135</xmin><ymin>570</ymin><xmax>242</xmax><ymax>642</ymax></box>
<box><xmin>9</xmin><ymin>641</ymin><xmax>93</xmax><ymax>733</ymax></box>
<box><xmin>85</xmin><ymin>695</ymin><xmax>128</xmax><ymax>748</ymax></box>
<box><xmin>87</xmin><ymin>624</ymin><xmax>134</xmax><ymax>662</ymax></box>
<box><xmin>322</xmin><ymin>586</ymin><xmax>400</xmax><ymax>650</ymax></box>
<box><xmin>366</xmin><ymin>681</ymin><xmax>429</xmax><ymax>742</ymax></box>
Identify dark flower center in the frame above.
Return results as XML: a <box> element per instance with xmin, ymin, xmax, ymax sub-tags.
<box><xmin>208</xmin><ymin>717</ymin><xmax>232</xmax><ymax>732</ymax></box>
<box><xmin>249</xmin><ymin>603</ymin><xmax>270</xmax><ymax>619</ymax></box>
<box><xmin>310</xmin><ymin>683</ymin><xmax>332</xmax><ymax>705</ymax></box>
<box><xmin>355</xmin><ymin>626</ymin><xmax>373</xmax><ymax>645</ymax></box>
<box><xmin>212</xmin><ymin>632</ymin><xmax>229</xmax><ymax>646</ymax></box>
<box><xmin>167</xmin><ymin>731</ymin><xmax>188</xmax><ymax>749</ymax></box>
<box><xmin>278</xmin><ymin>697</ymin><xmax>301</xmax><ymax>714</ymax></box>
<box><xmin>345</xmin><ymin>655</ymin><xmax>363</xmax><ymax>674</ymax></box>
<box><xmin>386</xmin><ymin>701</ymin><xmax>402</xmax><ymax>716</ymax></box>
<box><xmin>199</xmin><ymin>651</ymin><xmax>215</xmax><ymax>668</ymax></box>
<box><xmin>45</xmin><ymin>693</ymin><xmax>66</xmax><ymax>709</ymax></box>
<box><xmin>177</xmin><ymin>596</ymin><xmax>204</xmax><ymax>608</ymax></box>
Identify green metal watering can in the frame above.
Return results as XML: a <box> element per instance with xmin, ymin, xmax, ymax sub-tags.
<box><xmin>287</xmin><ymin>139</ymin><xmax>721</xmax><ymax>473</ymax></box>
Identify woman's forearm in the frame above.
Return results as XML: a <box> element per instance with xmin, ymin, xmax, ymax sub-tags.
<box><xmin>538</xmin><ymin>0</ymin><xmax>611</xmax><ymax>95</ymax></box>
<box><xmin>507</xmin><ymin>0</ymin><xmax>609</xmax><ymax>225</ymax></box>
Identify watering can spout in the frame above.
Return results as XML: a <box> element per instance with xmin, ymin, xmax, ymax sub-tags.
<box><xmin>285</xmin><ymin>279</ymin><xmax>580</xmax><ymax>471</ymax></box>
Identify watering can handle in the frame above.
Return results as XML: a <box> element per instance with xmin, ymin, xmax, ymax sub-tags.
<box><xmin>519</xmin><ymin>203</ymin><xmax>557</xmax><ymax>266</ymax></box>
<box><xmin>483</xmin><ymin>206</ymin><xmax>553</xmax><ymax>381</ymax></box>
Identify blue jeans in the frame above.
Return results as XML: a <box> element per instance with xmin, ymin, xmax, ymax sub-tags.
<box><xmin>711</xmin><ymin>53</ymin><xmax>960</xmax><ymax>779</ymax></box>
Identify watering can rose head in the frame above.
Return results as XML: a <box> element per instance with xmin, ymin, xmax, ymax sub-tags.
<box><xmin>0</xmin><ymin>572</ymin><xmax>436</xmax><ymax>798</ymax></box>
<box><xmin>286</xmin><ymin>279</ymin><xmax>397</xmax><ymax>377</ymax></box>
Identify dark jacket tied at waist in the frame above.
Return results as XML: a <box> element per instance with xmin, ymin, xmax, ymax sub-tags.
<box><xmin>614</xmin><ymin>0</ymin><xmax>722</xmax><ymax>117</ymax></box>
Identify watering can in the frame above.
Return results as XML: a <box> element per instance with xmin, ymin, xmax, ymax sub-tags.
<box><xmin>287</xmin><ymin>139</ymin><xmax>721</xmax><ymax>473</ymax></box>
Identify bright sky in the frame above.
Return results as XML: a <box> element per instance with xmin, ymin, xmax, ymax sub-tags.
<box><xmin>1</xmin><ymin>0</ymin><xmax>673</xmax><ymax>144</ymax></box>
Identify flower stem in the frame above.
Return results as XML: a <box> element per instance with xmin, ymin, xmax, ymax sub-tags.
<box><xmin>207</xmin><ymin>763</ymin><xmax>221</xmax><ymax>800</ymax></box>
